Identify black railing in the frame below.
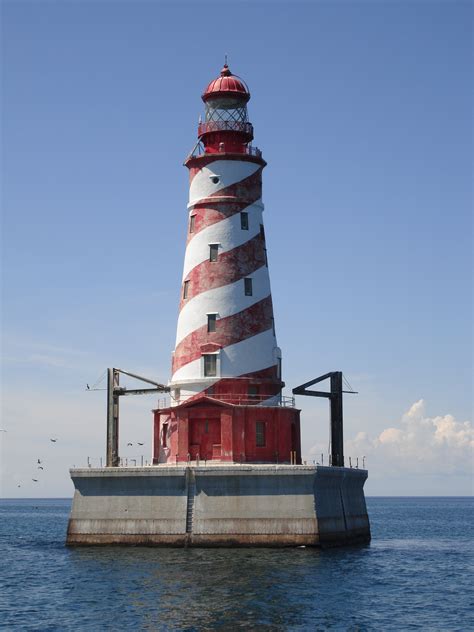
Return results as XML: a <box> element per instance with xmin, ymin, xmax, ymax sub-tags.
<box><xmin>186</xmin><ymin>142</ymin><xmax>263</xmax><ymax>161</ymax></box>
<box><xmin>198</xmin><ymin>120</ymin><xmax>253</xmax><ymax>136</ymax></box>
<box><xmin>156</xmin><ymin>393</ymin><xmax>293</xmax><ymax>408</ymax></box>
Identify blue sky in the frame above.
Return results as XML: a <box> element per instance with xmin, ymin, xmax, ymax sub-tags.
<box><xmin>2</xmin><ymin>1</ymin><xmax>472</xmax><ymax>496</ymax></box>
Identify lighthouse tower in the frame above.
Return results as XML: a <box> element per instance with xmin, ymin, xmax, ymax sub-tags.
<box><xmin>154</xmin><ymin>64</ymin><xmax>301</xmax><ymax>465</ymax></box>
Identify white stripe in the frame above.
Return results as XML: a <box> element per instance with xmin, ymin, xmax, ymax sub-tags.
<box><xmin>189</xmin><ymin>160</ymin><xmax>260</xmax><ymax>207</ymax></box>
<box><xmin>176</xmin><ymin>265</ymin><xmax>271</xmax><ymax>346</ymax></box>
<box><xmin>168</xmin><ymin>381</ymin><xmax>220</xmax><ymax>404</ymax></box>
<box><xmin>171</xmin><ymin>329</ymin><xmax>277</xmax><ymax>383</ymax></box>
<box><xmin>182</xmin><ymin>202</ymin><xmax>263</xmax><ymax>280</ymax></box>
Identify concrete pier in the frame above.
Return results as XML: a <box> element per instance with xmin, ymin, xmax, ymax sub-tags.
<box><xmin>67</xmin><ymin>464</ymin><xmax>370</xmax><ymax>547</ymax></box>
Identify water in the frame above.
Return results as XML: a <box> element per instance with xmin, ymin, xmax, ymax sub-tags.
<box><xmin>0</xmin><ymin>497</ymin><xmax>472</xmax><ymax>631</ymax></box>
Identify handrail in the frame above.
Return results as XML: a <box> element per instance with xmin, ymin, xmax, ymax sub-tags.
<box><xmin>198</xmin><ymin>120</ymin><xmax>253</xmax><ymax>136</ymax></box>
<box><xmin>186</xmin><ymin>142</ymin><xmax>263</xmax><ymax>160</ymax></box>
<box><xmin>156</xmin><ymin>393</ymin><xmax>295</xmax><ymax>408</ymax></box>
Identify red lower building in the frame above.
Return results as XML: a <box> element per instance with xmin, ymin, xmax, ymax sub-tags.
<box><xmin>154</xmin><ymin>396</ymin><xmax>300</xmax><ymax>464</ymax></box>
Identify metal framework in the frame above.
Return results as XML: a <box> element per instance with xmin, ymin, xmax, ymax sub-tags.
<box><xmin>106</xmin><ymin>368</ymin><xmax>169</xmax><ymax>467</ymax></box>
<box><xmin>292</xmin><ymin>372</ymin><xmax>357</xmax><ymax>467</ymax></box>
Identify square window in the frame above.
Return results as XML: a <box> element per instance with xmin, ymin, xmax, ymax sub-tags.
<box><xmin>183</xmin><ymin>280</ymin><xmax>190</xmax><ymax>299</ymax></box>
<box><xmin>240</xmin><ymin>212</ymin><xmax>249</xmax><ymax>230</ymax></box>
<box><xmin>189</xmin><ymin>215</ymin><xmax>196</xmax><ymax>233</ymax></box>
<box><xmin>248</xmin><ymin>385</ymin><xmax>259</xmax><ymax>400</ymax></box>
<box><xmin>207</xmin><ymin>313</ymin><xmax>217</xmax><ymax>333</ymax></box>
<box><xmin>256</xmin><ymin>421</ymin><xmax>266</xmax><ymax>447</ymax></box>
<box><xmin>244</xmin><ymin>278</ymin><xmax>253</xmax><ymax>296</ymax></box>
<box><xmin>209</xmin><ymin>244</ymin><xmax>219</xmax><ymax>262</ymax></box>
<box><xmin>203</xmin><ymin>354</ymin><xmax>217</xmax><ymax>377</ymax></box>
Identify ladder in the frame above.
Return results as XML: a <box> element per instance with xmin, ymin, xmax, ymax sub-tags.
<box><xmin>185</xmin><ymin>470</ymin><xmax>196</xmax><ymax>534</ymax></box>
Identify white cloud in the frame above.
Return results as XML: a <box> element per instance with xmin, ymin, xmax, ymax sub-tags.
<box><xmin>304</xmin><ymin>399</ymin><xmax>473</xmax><ymax>494</ymax></box>
<box><xmin>342</xmin><ymin>399</ymin><xmax>473</xmax><ymax>475</ymax></box>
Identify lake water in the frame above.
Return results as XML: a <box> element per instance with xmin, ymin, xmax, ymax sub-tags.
<box><xmin>0</xmin><ymin>497</ymin><xmax>472</xmax><ymax>630</ymax></box>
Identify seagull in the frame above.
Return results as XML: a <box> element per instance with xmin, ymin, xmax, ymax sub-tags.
<box><xmin>38</xmin><ymin>466</ymin><xmax>44</xmax><ymax>470</ymax></box>
<box><xmin>32</xmin><ymin>479</ymin><xmax>38</xmax><ymax>482</ymax></box>
<box><xmin>37</xmin><ymin>459</ymin><xmax>42</xmax><ymax>464</ymax></box>
<box><xmin>86</xmin><ymin>384</ymin><xmax>90</xmax><ymax>390</ymax></box>
<box><xmin>137</xmin><ymin>442</ymin><xmax>144</xmax><ymax>446</ymax></box>
<box><xmin>127</xmin><ymin>442</ymin><xmax>133</xmax><ymax>447</ymax></box>
<box><xmin>50</xmin><ymin>438</ymin><xmax>57</xmax><ymax>443</ymax></box>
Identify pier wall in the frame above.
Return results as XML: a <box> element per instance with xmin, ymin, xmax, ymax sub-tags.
<box><xmin>66</xmin><ymin>465</ymin><xmax>370</xmax><ymax>547</ymax></box>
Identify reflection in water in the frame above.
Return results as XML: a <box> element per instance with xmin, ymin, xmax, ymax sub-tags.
<box><xmin>69</xmin><ymin>547</ymin><xmax>329</xmax><ymax>630</ymax></box>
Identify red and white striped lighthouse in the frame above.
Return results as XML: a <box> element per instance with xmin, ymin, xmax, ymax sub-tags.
<box><xmin>154</xmin><ymin>64</ymin><xmax>301</xmax><ymax>465</ymax></box>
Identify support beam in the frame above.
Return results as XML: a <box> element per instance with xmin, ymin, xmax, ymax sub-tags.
<box><xmin>330</xmin><ymin>371</ymin><xmax>344</xmax><ymax>467</ymax></box>
<box><xmin>106</xmin><ymin>368</ymin><xmax>120</xmax><ymax>467</ymax></box>
<box><xmin>104</xmin><ymin>367</ymin><xmax>170</xmax><ymax>467</ymax></box>
<box><xmin>292</xmin><ymin>371</ymin><xmax>350</xmax><ymax>467</ymax></box>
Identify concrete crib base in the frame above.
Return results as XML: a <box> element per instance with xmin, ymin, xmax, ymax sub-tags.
<box><xmin>66</xmin><ymin>464</ymin><xmax>371</xmax><ymax>547</ymax></box>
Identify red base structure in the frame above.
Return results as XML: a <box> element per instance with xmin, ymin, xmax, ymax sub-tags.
<box><xmin>153</xmin><ymin>397</ymin><xmax>301</xmax><ymax>465</ymax></box>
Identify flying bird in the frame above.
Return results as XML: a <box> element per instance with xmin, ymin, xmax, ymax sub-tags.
<box><xmin>127</xmin><ymin>442</ymin><xmax>133</xmax><ymax>446</ymax></box>
<box><xmin>137</xmin><ymin>442</ymin><xmax>144</xmax><ymax>446</ymax></box>
<box><xmin>50</xmin><ymin>438</ymin><xmax>57</xmax><ymax>443</ymax></box>
<box><xmin>38</xmin><ymin>466</ymin><xmax>44</xmax><ymax>470</ymax></box>
<box><xmin>17</xmin><ymin>484</ymin><xmax>21</xmax><ymax>488</ymax></box>
<box><xmin>37</xmin><ymin>459</ymin><xmax>42</xmax><ymax>464</ymax></box>
<box><xmin>86</xmin><ymin>384</ymin><xmax>90</xmax><ymax>390</ymax></box>
<box><xmin>32</xmin><ymin>479</ymin><xmax>38</xmax><ymax>482</ymax></box>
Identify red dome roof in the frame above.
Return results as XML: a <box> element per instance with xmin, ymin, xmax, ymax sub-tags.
<box><xmin>202</xmin><ymin>64</ymin><xmax>250</xmax><ymax>103</ymax></box>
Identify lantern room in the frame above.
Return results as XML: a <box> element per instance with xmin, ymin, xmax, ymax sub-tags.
<box><xmin>198</xmin><ymin>64</ymin><xmax>254</xmax><ymax>153</ymax></box>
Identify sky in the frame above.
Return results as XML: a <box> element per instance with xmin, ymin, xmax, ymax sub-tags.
<box><xmin>1</xmin><ymin>0</ymin><xmax>472</xmax><ymax>497</ymax></box>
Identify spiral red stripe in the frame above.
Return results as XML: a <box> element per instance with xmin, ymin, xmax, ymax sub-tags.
<box><xmin>187</xmin><ymin>199</ymin><xmax>260</xmax><ymax>244</ymax></box>
<box><xmin>172</xmin><ymin>296</ymin><xmax>274</xmax><ymax>374</ymax></box>
<box><xmin>180</xmin><ymin>234</ymin><xmax>266</xmax><ymax>309</ymax></box>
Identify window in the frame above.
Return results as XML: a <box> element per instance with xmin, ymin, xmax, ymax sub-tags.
<box><xmin>277</xmin><ymin>357</ymin><xmax>282</xmax><ymax>379</ymax></box>
<box><xmin>260</xmin><ymin>224</ymin><xmax>265</xmax><ymax>239</ymax></box>
<box><xmin>205</xmin><ymin>420</ymin><xmax>209</xmax><ymax>433</ymax></box>
<box><xmin>240</xmin><ymin>212</ymin><xmax>249</xmax><ymax>230</ymax></box>
<box><xmin>183</xmin><ymin>280</ymin><xmax>190</xmax><ymax>299</ymax></box>
<box><xmin>271</xmin><ymin>317</ymin><xmax>275</xmax><ymax>335</ymax></box>
<box><xmin>264</xmin><ymin>248</ymin><xmax>268</xmax><ymax>266</ymax></box>
<box><xmin>248</xmin><ymin>385</ymin><xmax>259</xmax><ymax>401</ymax></box>
<box><xmin>256</xmin><ymin>421</ymin><xmax>266</xmax><ymax>447</ymax></box>
<box><xmin>210</xmin><ymin>176</ymin><xmax>220</xmax><ymax>184</ymax></box>
<box><xmin>244</xmin><ymin>278</ymin><xmax>253</xmax><ymax>296</ymax></box>
<box><xmin>189</xmin><ymin>215</ymin><xmax>196</xmax><ymax>233</ymax></box>
<box><xmin>207</xmin><ymin>313</ymin><xmax>217</xmax><ymax>333</ymax></box>
<box><xmin>203</xmin><ymin>354</ymin><xmax>217</xmax><ymax>377</ymax></box>
<box><xmin>209</xmin><ymin>244</ymin><xmax>219</xmax><ymax>262</ymax></box>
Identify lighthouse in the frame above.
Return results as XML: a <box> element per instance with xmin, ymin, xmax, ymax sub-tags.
<box><xmin>67</xmin><ymin>63</ymin><xmax>370</xmax><ymax>548</ymax></box>
<box><xmin>153</xmin><ymin>64</ymin><xmax>301</xmax><ymax>465</ymax></box>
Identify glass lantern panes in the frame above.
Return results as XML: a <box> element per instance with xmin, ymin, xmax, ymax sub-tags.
<box><xmin>205</xmin><ymin>97</ymin><xmax>249</xmax><ymax>125</ymax></box>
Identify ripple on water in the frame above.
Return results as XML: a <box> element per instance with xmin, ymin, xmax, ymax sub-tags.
<box><xmin>0</xmin><ymin>498</ymin><xmax>472</xmax><ymax>631</ymax></box>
